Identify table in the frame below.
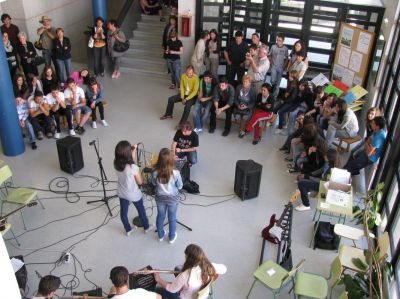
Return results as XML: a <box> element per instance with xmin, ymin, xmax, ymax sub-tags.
<box><xmin>309</xmin><ymin>181</ymin><xmax>353</xmax><ymax>248</ymax></box>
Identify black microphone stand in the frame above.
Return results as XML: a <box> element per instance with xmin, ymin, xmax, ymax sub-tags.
<box><xmin>87</xmin><ymin>140</ymin><xmax>116</xmax><ymax>216</ymax></box>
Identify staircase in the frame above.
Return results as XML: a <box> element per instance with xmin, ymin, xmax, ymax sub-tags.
<box><xmin>120</xmin><ymin>15</ymin><xmax>168</xmax><ymax>78</ymax></box>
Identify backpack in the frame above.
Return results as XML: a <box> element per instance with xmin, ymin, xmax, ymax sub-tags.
<box><xmin>313</xmin><ymin>221</ymin><xmax>340</xmax><ymax>250</ymax></box>
<box><xmin>182</xmin><ymin>180</ymin><xmax>200</xmax><ymax>194</ymax></box>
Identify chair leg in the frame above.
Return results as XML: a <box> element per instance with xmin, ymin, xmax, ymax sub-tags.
<box><xmin>20</xmin><ymin>210</ymin><xmax>27</xmax><ymax>230</ymax></box>
<box><xmin>36</xmin><ymin>195</ymin><xmax>45</xmax><ymax>209</ymax></box>
<box><xmin>10</xmin><ymin>227</ymin><xmax>21</xmax><ymax>246</ymax></box>
<box><xmin>0</xmin><ymin>201</ymin><xmax>4</xmax><ymax>216</ymax></box>
<box><xmin>246</xmin><ymin>279</ymin><xmax>257</xmax><ymax>298</ymax></box>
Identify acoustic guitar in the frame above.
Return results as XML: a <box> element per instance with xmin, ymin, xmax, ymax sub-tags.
<box><xmin>0</xmin><ymin>202</ymin><xmax>37</xmax><ymax>231</ymax></box>
<box><xmin>261</xmin><ymin>190</ymin><xmax>300</xmax><ymax>244</ymax></box>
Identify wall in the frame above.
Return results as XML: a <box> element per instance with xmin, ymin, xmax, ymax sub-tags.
<box><xmin>178</xmin><ymin>0</ymin><xmax>196</xmax><ymax>67</ymax></box>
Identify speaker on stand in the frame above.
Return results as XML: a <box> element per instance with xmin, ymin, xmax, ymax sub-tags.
<box><xmin>56</xmin><ymin>136</ymin><xmax>84</xmax><ymax>174</ymax></box>
<box><xmin>234</xmin><ymin>160</ymin><xmax>262</xmax><ymax>200</ymax></box>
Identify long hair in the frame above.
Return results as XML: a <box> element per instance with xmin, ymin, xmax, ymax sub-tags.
<box><xmin>41</xmin><ymin>66</ymin><xmax>57</xmax><ymax>82</ymax></box>
<box><xmin>336</xmin><ymin>99</ymin><xmax>347</xmax><ymax>123</ymax></box>
<box><xmin>154</xmin><ymin>148</ymin><xmax>174</xmax><ymax>184</ymax></box>
<box><xmin>365</xmin><ymin>107</ymin><xmax>381</xmax><ymax>127</ymax></box>
<box><xmin>181</xmin><ymin>244</ymin><xmax>217</xmax><ymax>288</ymax></box>
<box><xmin>114</xmin><ymin>141</ymin><xmax>134</xmax><ymax>172</ymax></box>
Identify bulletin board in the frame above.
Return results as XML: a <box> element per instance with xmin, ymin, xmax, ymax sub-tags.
<box><xmin>331</xmin><ymin>22</ymin><xmax>375</xmax><ymax>88</ymax></box>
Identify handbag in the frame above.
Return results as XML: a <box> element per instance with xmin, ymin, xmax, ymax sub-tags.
<box><xmin>34</xmin><ymin>39</ymin><xmax>43</xmax><ymax>50</ymax></box>
<box><xmin>113</xmin><ymin>39</ymin><xmax>130</xmax><ymax>53</ymax></box>
<box><xmin>88</xmin><ymin>36</ymin><xmax>94</xmax><ymax>48</ymax></box>
<box><xmin>33</xmin><ymin>56</ymin><xmax>45</xmax><ymax>66</ymax></box>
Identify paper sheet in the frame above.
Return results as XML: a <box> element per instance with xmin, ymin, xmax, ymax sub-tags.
<box><xmin>349</xmin><ymin>51</ymin><xmax>363</xmax><ymax>73</ymax></box>
<box><xmin>326</xmin><ymin>190</ymin><xmax>348</xmax><ymax>207</ymax></box>
<box><xmin>311</xmin><ymin>73</ymin><xmax>330</xmax><ymax>87</ymax></box>
<box><xmin>332</xmin><ymin>64</ymin><xmax>354</xmax><ymax>88</ymax></box>
<box><xmin>320</xmin><ymin>202</ymin><xmax>330</xmax><ymax>209</ymax></box>
<box><xmin>330</xmin><ymin>168</ymin><xmax>351</xmax><ymax>185</ymax></box>
<box><xmin>357</xmin><ymin>32</ymin><xmax>372</xmax><ymax>54</ymax></box>
<box><xmin>341</xmin><ymin>27</ymin><xmax>354</xmax><ymax>47</ymax></box>
<box><xmin>267</xmin><ymin>268</ymin><xmax>276</xmax><ymax>276</ymax></box>
<box><xmin>338</xmin><ymin>46</ymin><xmax>351</xmax><ymax>67</ymax></box>
<box><xmin>11</xmin><ymin>258</ymin><xmax>24</xmax><ymax>273</ymax></box>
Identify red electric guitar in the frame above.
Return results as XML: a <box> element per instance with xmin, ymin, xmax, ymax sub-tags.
<box><xmin>262</xmin><ymin>190</ymin><xmax>300</xmax><ymax>244</ymax></box>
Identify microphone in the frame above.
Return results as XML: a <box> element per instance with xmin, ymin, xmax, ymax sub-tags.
<box><xmin>89</xmin><ymin>140</ymin><xmax>96</xmax><ymax>146</ymax></box>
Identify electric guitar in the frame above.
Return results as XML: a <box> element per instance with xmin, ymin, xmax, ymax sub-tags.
<box><xmin>0</xmin><ymin>202</ymin><xmax>37</xmax><ymax>231</ymax></box>
<box><xmin>130</xmin><ymin>269</ymin><xmax>180</xmax><ymax>275</ymax></box>
<box><xmin>262</xmin><ymin>190</ymin><xmax>300</xmax><ymax>244</ymax></box>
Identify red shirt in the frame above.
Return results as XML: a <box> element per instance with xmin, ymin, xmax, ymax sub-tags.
<box><xmin>1</xmin><ymin>23</ymin><xmax>20</xmax><ymax>46</ymax></box>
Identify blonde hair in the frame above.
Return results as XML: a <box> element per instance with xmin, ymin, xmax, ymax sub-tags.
<box><xmin>242</xmin><ymin>74</ymin><xmax>252</xmax><ymax>83</ymax></box>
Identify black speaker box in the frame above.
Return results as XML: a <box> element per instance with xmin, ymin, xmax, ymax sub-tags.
<box><xmin>234</xmin><ymin>160</ymin><xmax>262</xmax><ymax>200</ymax></box>
<box><xmin>56</xmin><ymin>136</ymin><xmax>84</xmax><ymax>174</ymax></box>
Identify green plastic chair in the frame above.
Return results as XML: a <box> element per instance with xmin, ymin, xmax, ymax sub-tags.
<box><xmin>247</xmin><ymin>259</ymin><xmax>305</xmax><ymax>299</ymax></box>
<box><xmin>1</xmin><ymin>222</ymin><xmax>21</xmax><ymax>246</ymax></box>
<box><xmin>294</xmin><ymin>270</ymin><xmax>328</xmax><ymax>298</ymax></box>
<box><xmin>0</xmin><ymin>165</ymin><xmax>44</xmax><ymax>229</ymax></box>
<box><xmin>196</xmin><ymin>279</ymin><xmax>213</xmax><ymax>299</ymax></box>
<box><xmin>338</xmin><ymin>291</ymin><xmax>348</xmax><ymax>299</ymax></box>
<box><xmin>328</xmin><ymin>256</ymin><xmax>343</xmax><ymax>299</ymax></box>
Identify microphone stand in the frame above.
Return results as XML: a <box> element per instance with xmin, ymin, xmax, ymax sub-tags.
<box><xmin>87</xmin><ymin>140</ymin><xmax>116</xmax><ymax>216</ymax></box>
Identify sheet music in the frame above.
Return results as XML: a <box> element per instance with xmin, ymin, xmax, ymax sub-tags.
<box><xmin>330</xmin><ymin>168</ymin><xmax>351</xmax><ymax>185</ymax></box>
<box><xmin>326</xmin><ymin>190</ymin><xmax>348</xmax><ymax>207</ymax></box>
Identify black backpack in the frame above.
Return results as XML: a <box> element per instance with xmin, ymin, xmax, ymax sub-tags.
<box><xmin>313</xmin><ymin>221</ymin><xmax>340</xmax><ymax>250</ymax></box>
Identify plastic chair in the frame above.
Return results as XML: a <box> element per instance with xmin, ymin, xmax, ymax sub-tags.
<box><xmin>337</xmin><ymin>291</ymin><xmax>348</xmax><ymax>299</ymax></box>
<box><xmin>246</xmin><ymin>259</ymin><xmax>305</xmax><ymax>299</ymax></box>
<box><xmin>327</xmin><ymin>257</ymin><xmax>342</xmax><ymax>299</ymax></box>
<box><xmin>1</xmin><ymin>223</ymin><xmax>21</xmax><ymax>246</ymax></box>
<box><xmin>196</xmin><ymin>280</ymin><xmax>213</xmax><ymax>299</ymax></box>
<box><xmin>334</xmin><ymin>223</ymin><xmax>375</xmax><ymax>247</ymax></box>
<box><xmin>0</xmin><ymin>165</ymin><xmax>44</xmax><ymax>229</ymax></box>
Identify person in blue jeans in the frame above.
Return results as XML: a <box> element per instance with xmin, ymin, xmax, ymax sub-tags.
<box><xmin>268</xmin><ymin>33</ymin><xmax>289</xmax><ymax>99</ymax></box>
<box><xmin>192</xmin><ymin>71</ymin><xmax>217</xmax><ymax>133</ymax></box>
<box><xmin>114</xmin><ymin>140</ymin><xmax>154</xmax><ymax>236</ymax></box>
<box><xmin>165</xmin><ymin>30</ymin><xmax>183</xmax><ymax>89</ymax></box>
<box><xmin>151</xmin><ymin>148</ymin><xmax>183</xmax><ymax>244</ymax></box>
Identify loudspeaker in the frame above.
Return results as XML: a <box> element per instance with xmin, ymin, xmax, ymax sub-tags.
<box><xmin>56</xmin><ymin>136</ymin><xmax>84</xmax><ymax>174</ymax></box>
<box><xmin>234</xmin><ymin>160</ymin><xmax>262</xmax><ymax>200</ymax></box>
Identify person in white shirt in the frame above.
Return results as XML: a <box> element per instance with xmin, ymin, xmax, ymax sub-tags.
<box><xmin>15</xmin><ymin>96</ymin><xmax>37</xmax><ymax>149</ymax></box>
<box><xmin>154</xmin><ymin>244</ymin><xmax>227</xmax><ymax>299</ymax></box>
<box><xmin>28</xmin><ymin>90</ymin><xmax>53</xmax><ymax>139</ymax></box>
<box><xmin>246</xmin><ymin>44</ymin><xmax>270</xmax><ymax>94</ymax></box>
<box><xmin>108</xmin><ymin>266</ymin><xmax>161</xmax><ymax>299</ymax></box>
<box><xmin>31</xmin><ymin>275</ymin><xmax>61</xmax><ymax>299</ymax></box>
<box><xmin>46</xmin><ymin>83</ymin><xmax>74</xmax><ymax>138</ymax></box>
<box><xmin>63</xmin><ymin>77</ymin><xmax>91</xmax><ymax>134</ymax></box>
<box><xmin>191</xmin><ymin>30</ymin><xmax>209</xmax><ymax>76</ymax></box>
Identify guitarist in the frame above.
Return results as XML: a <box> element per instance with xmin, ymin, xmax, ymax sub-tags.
<box><xmin>108</xmin><ymin>266</ymin><xmax>161</xmax><ymax>299</ymax></box>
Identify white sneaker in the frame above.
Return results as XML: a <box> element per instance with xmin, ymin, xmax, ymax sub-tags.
<box><xmin>144</xmin><ymin>223</ymin><xmax>155</xmax><ymax>234</ymax></box>
<box><xmin>295</xmin><ymin>204</ymin><xmax>311</xmax><ymax>212</ymax></box>
<box><xmin>101</xmin><ymin>120</ymin><xmax>108</xmax><ymax>127</ymax></box>
<box><xmin>69</xmin><ymin>129</ymin><xmax>76</xmax><ymax>136</ymax></box>
<box><xmin>126</xmin><ymin>225</ymin><xmax>137</xmax><ymax>236</ymax></box>
<box><xmin>169</xmin><ymin>232</ymin><xmax>177</xmax><ymax>244</ymax></box>
<box><xmin>92</xmin><ymin>121</ymin><xmax>97</xmax><ymax>129</ymax></box>
<box><xmin>159</xmin><ymin>229</ymin><xmax>166</xmax><ymax>242</ymax></box>
<box><xmin>193</xmin><ymin>128</ymin><xmax>202</xmax><ymax>133</ymax></box>
<box><xmin>274</xmin><ymin>128</ymin><xmax>283</xmax><ymax>134</ymax></box>
<box><xmin>54</xmin><ymin>132</ymin><xmax>60</xmax><ymax>139</ymax></box>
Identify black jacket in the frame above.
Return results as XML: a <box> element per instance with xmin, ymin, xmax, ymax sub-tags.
<box><xmin>53</xmin><ymin>37</ymin><xmax>72</xmax><ymax>60</ymax></box>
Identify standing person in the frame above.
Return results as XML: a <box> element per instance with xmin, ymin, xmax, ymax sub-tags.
<box><xmin>2</xmin><ymin>32</ymin><xmax>19</xmax><ymax>79</ymax></box>
<box><xmin>192</xmin><ymin>71</ymin><xmax>217</xmax><ymax>133</ymax></box>
<box><xmin>205</xmin><ymin>29</ymin><xmax>221</xmax><ymax>78</ymax></box>
<box><xmin>151</xmin><ymin>148</ymin><xmax>183</xmax><ymax>244</ymax></box>
<box><xmin>209</xmin><ymin>77</ymin><xmax>235</xmax><ymax>136</ymax></box>
<box><xmin>223</xmin><ymin>30</ymin><xmax>248</xmax><ymax>86</ymax></box>
<box><xmin>269</xmin><ymin>33</ymin><xmax>289</xmax><ymax>99</ymax></box>
<box><xmin>92</xmin><ymin>17</ymin><xmax>107</xmax><ymax>77</ymax></box>
<box><xmin>246</xmin><ymin>45</ymin><xmax>270</xmax><ymax>94</ymax></box>
<box><xmin>251</xmin><ymin>33</ymin><xmax>267</xmax><ymax>52</ymax></box>
<box><xmin>160</xmin><ymin>65</ymin><xmax>199</xmax><ymax>125</ymax></box>
<box><xmin>36</xmin><ymin>15</ymin><xmax>57</xmax><ymax>69</ymax></box>
<box><xmin>154</xmin><ymin>244</ymin><xmax>227</xmax><ymax>299</ymax></box>
<box><xmin>85</xmin><ymin>77</ymin><xmax>108</xmax><ymax>128</ymax></box>
<box><xmin>31</xmin><ymin>275</ymin><xmax>61</xmax><ymax>299</ymax></box>
<box><xmin>107</xmin><ymin>19</ymin><xmax>126</xmax><ymax>79</ymax></box>
<box><xmin>191</xmin><ymin>30</ymin><xmax>209</xmax><ymax>76</ymax></box>
<box><xmin>16</xmin><ymin>32</ymin><xmax>38</xmax><ymax>77</ymax></box>
<box><xmin>172</xmin><ymin>121</ymin><xmax>199</xmax><ymax>166</ymax></box>
<box><xmin>287</xmin><ymin>40</ymin><xmax>308</xmax><ymax>71</ymax></box>
<box><xmin>1</xmin><ymin>13</ymin><xmax>20</xmax><ymax>46</ymax></box>
<box><xmin>114</xmin><ymin>141</ymin><xmax>154</xmax><ymax>236</ymax></box>
<box><xmin>162</xmin><ymin>16</ymin><xmax>178</xmax><ymax>75</ymax></box>
<box><xmin>165</xmin><ymin>30</ymin><xmax>183</xmax><ymax>89</ymax></box>
<box><xmin>53</xmin><ymin>27</ymin><xmax>72</xmax><ymax>83</ymax></box>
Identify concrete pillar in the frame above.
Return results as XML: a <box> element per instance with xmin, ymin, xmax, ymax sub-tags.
<box><xmin>0</xmin><ymin>40</ymin><xmax>25</xmax><ymax>156</ymax></box>
<box><xmin>92</xmin><ymin>0</ymin><xmax>107</xmax><ymax>23</ymax></box>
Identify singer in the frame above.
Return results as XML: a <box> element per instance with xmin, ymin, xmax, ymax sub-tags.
<box><xmin>114</xmin><ymin>141</ymin><xmax>154</xmax><ymax>236</ymax></box>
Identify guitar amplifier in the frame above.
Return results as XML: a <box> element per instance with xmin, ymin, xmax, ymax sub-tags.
<box><xmin>234</xmin><ymin>160</ymin><xmax>262</xmax><ymax>200</ymax></box>
<box><xmin>56</xmin><ymin>136</ymin><xmax>84</xmax><ymax>174</ymax></box>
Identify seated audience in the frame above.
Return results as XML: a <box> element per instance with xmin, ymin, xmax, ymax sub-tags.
<box><xmin>64</xmin><ymin>78</ymin><xmax>91</xmax><ymax>134</ymax></box>
<box><xmin>108</xmin><ymin>266</ymin><xmax>161</xmax><ymax>298</ymax></box>
<box><xmin>245</xmin><ymin>83</ymin><xmax>275</xmax><ymax>145</ymax></box>
<box><xmin>16</xmin><ymin>96</ymin><xmax>37</xmax><ymax>150</ymax></box>
<box><xmin>160</xmin><ymin>65</ymin><xmax>199</xmax><ymax>125</ymax></box>
<box><xmin>85</xmin><ymin>77</ymin><xmax>108</xmax><ymax>128</ymax></box>
<box><xmin>325</xmin><ymin>99</ymin><xmax>359</xmax><ymax>147</ymax></box>
<box><xmin>69</xmin><ymin>68</ymin><xmax>90</xmax><ymax>87</ymax></box>
<box><xmin>172</xmin><ymin>121</ymin><xmax>199</xmax><ymax>166</ymax></box>
<box><xmin>41</xmin><ymin>66</ymin><xmax>59</xmax><ymax>95</ymax></box>
<box><xmin>13</xmin><ymin>74</ymin><xmax>29</xmax><ymax>99</ymax></box>
<box><xmin>209</xmin><ymin>77</ymin><xmax>235</xmax><ymax>136</ymax></box>
<box><xmin>279</xmin><ymin>111</ymin><xmax>307</xmax><ymax>154</ymax></box>
<box><xmin>316</xmin><ymin>93</ymin><xmax>337</xmax><ymax>130</ymax></box>
<box><xmin>140</xmin><ymin>0</ymin><xmax>165</xmax><ymax>22</ymax></box>
<box><xmin>27</xmin><ymin>73</ymin><xmax>44</xmax><ymax>95</ymax></box>
<box><xmin>28</xmin><ymin>90</ymin><xmax>53</xmax><ymax>139</ymax></box>
<box><xmin>154</xmin><ymin>244</ymin><xmax>227</xmax><ymax>299</ymax></box>
<box><xmin>192</xmin><ymin>71</ymin><xmax>217</xmax><ymax>133</ymax></box>
<box><xmin>31</xmin><ymin>275</ymin><xmax>61</xmax><ymax>299</ymax></box>
<box><xmin>234</xmin><ymin>75</ymin><xmax>256</xmax><ymax>138</ymax></box>
<box><xmin>344</xmin><ymin>116</ymin><xmax>386</xmax><ymax>175</ymax></box>
<box><xmin>305</xmin><ymin>86</ymin><xmax>325</xmax><ymax>119</ymax></box>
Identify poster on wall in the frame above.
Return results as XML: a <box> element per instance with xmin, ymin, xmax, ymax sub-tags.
<box><xmin>357</xmin><ymin>32</ymin><xmax>372</xmax><ymax>54</ymax></box>
<box><xmin>332</xmin><ymin>64</ymin><xmax>354</xmax><ymax>87</ymax></box>
<box><xmin>338</xmin><ymin>47</ymin><xmax>351</xmax><ymax>67</ymax></box>
<box><xmin>349</xmin><ymin>51</ymin><xmax>363</xmax><ymax>73</ymax></box>
<box><xmin>341</xmin><ymin>27</ymin><xmax>354</xmax><ymax>47</ymax></box>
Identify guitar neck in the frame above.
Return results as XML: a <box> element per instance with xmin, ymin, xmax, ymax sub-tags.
<box><xmin>131</xmin><ymin>269</ymin><xmax>179</xmax><ymax>275</ymax></box>
<box><xmin>0</xmin><ymin>203</ymin><xmax>30</xmax><ymax>222</ymax></box>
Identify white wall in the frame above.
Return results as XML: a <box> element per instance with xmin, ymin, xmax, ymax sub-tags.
<box><xmin>178</xmin><ymin>0</ymin><xmax>196</xmax><ymax>67</ymax></box>
<box><xmin>0</xmin><ymin>237</ymin><xmax>22</xmax><ymax>299</ymax></box>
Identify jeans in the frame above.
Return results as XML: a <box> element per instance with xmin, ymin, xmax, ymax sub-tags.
<box><xmin>93</xmin><ymin>46</ymin><xmax>106</xmax><ymax>75</ymax></box>
<box><xmin>270</xmin><ymin>65</ymin><xmax>284</xmax><ymax>99</ymax></box>
<box><xmin>156</xmin><ymin>200</ymin><xmax>178</xmax><ymax>240</ymax></box>
<box><xmin>209</xmin><ymin>102</ymin><xmax>233</xmax><ymax>131</ymax></box>
<box><xmin>119</xmin><ymin>198</ymin><xmax>149</xmax><ymax>232</ymax></box>
<box><xmin>165</xmin><ymin>94</ymin><xmax>197</xmax><ymax>124</ymax></box>
<box><xmin>111</xmin><ymin>56</ymin><xmax>121</xmax><ymax>72</ymax></box>
<box><xmin>177</xmin><ymin>151</ymin><xmax>197</xmax><ymax>165</ymax></box>
<box><xmin>344</xmin><ymin>150</ymin><xmax>372</xmax><ymax>175</ymax></box>
<box><xmin>90</xmin><ymin>101</ymin><xmax>105</xmax><ymax>121</ymax></box>
<box><xmin>156</xmin><ymin>287</ymin><xmax>180</xmax><ymax>299</ymax></box>
<box><xmin>42</xmin><ymin>49</ymin><xmax>53</xmax><ymax>67</ymax></box>
<box><xmin>288</xmin><ymin>104</ymin><xmax>307</xmax><ymax>134</ymax></box>
<box><xmin>23</xmin><ymin>119</ymin><xmax>36</xmax><ymax>143</ymax></box>
<box><xmin>52</xmin><ymin>108</ymin><xmax>73</xmax><ymax>132</ymax></box>
<box><xmin>29</xmin><ymin>114</ymin><xmax>53</xmax><ymax>134</ymax></box>
<box><xmin>192</xmin><ymin>100</ymin><xmax>212</xmax><ymax>129</ymax></box>
<box><xmin>205</xmin><ymin>56</ymin><xmax>219</xmax><ymax>79</ymax></box>
<box><xmin>57</xmin><ymin>58</ymin><xmax>71</xmax><ymax>83</ymax></box>
<box><xmin>167</xmin><ymin>59</ymin><xmax>181</xmax><ymax>87</ymax></box>
<box><xmin>277</xmin><ymin>102</ymin><xmax>297</xmax><ymax>129</ymax></box>
<box><xmin>226</xmin><ymin>64</ymin><xmax>245</xmax><ymax>86</ymax></box>
<box><xmin>298</xmin><ymin>179</ymin><xmax>320</xmax><ymax>207</ymax></box>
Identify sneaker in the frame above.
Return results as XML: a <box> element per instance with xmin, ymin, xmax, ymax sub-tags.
<box><xmin>252</xmin><ymin>139</ymin><xmax>260</xmax><ymax>145</ymax></box>
<box><xmin>222</xmin><ymin>129</ymin><xmax>230</xmax><ymax>137</ymax></box>
<box><xmin>126</xmin><ymin>225</ymin><xmax>137</xmax><ymax>236</ymax></box>
<box><xmin>46</xmin><ymin>132</ymin><xmax>53</xmax><ymax>138</ymax></box>
<box><xmin>274</xmin><ymin>128</ymin><xmax>283</xmax><ymax>134</ymax></box>
<box><xmin>238</xmin><ymin>131</ymin><xmax>246</xmax><ymax>138</ymax></box>
<box><xmin>208</xmin><ymin>127</ymin><xmax>215</xmax><ymax>134</ymax></box>
<box><xmin>76</xmin><ymin>127</ymin><xmax>85</xmax><ymax>135</ymax></box>
<box><xmin>54</xmin><ymin>132</ymin><xmax>60</xmax><ymax>139</ymax></box>
<box><xmin>279</xmin><ymin>146</ymin><xmax>288</xmax><ymax>151</ymax></box>
<box><xmin>169</xmin><ymin>232</ymin><xmax>177</xmax><ymax>244</ymax></box>
<box><xmin>169</xmin><ymin>84</ymin><xmax>176</xmax><ymax>89</ymax></box>
<box><xmin>160</xmin><ymin>115</ymin><xmax>172</xmax><ymax>120</ymax></box>
<box><xmin>144</xmin><ymin>223</ymin><xmax>155</xmax><ymax>234</ymax></box>
<box><xmin>31</xmin><ymin>142</ymin><xmax>37</xmax><ymax>150</ymax></box>
<box><xmin>101</xmin><ymin>120</ymin><xmax>108</xmax><ymax>127</ymax></box>
<box><xmin>37</xmin><ymin>131</ymin><xmax>44</xmax><ymax>140</ymax></box>
<box><xmin>159</xmin><ymin>229</ymin><xmax>166</xmax><ymax>242</ymax></box>
<box><xmin>295</xmin><ymin>204</ymin><xmax>311</xmax><ymax>212</ymax></box>
<box><xmin>69</xmin><ymin>129</ymin><xmax>76</xmax><ymax>136</ymax></box>
<box><xmin>193</xmin><ymin>128</ymin><xmax>202</xmax><ymax>133</ymax></box>
<box><xmin>266</xmin><ymin>122</ymin><xmax>272</xmax><ymax>127</ymax></box>
<box><xmin>92</xmin><ymin>121</ymin><xmax>97</xmax><ymax>129</ymax></box>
